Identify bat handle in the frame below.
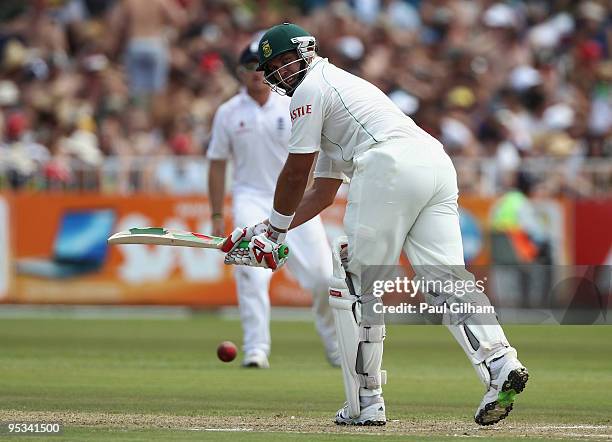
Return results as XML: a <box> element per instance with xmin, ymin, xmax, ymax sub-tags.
<box><xmin>237</xmin><ymin>239</ymin><xmax>251</xmax><ymax>249</ymax></box>
<box><xmin>277</xmin><ymin>244</ymin><xmax>289</xmax><ymax>259</ymax></box>
<box><xmin>236</xmin><ymin>239</ymin><xmax>290</xmax><ymax>259</ymax></box>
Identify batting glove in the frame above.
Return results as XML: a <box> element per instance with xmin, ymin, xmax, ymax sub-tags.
<box><xmin>223</xmin><ymin>227</ymin><xmax>289</xmax><ymax>271</ymax></box>
<box><xmin>246</xmin><ymin>233</ymin><xmax>288</xmax><ymax>271</ymax></box>
<box><xmin>220</xmin><ymin>222</ymin><xmax>267</xmax><ymax>254</ymax></box>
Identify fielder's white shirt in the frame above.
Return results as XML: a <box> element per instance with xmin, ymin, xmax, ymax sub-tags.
<box><xmin>288</xmin><ymin>57</ymin><xmax>442</xmax><ymax>180</ymax></box>
<box><xmin>207</xmin><ymin>88</ymin><xmax>292</xmax><ymax>194</ymax></box>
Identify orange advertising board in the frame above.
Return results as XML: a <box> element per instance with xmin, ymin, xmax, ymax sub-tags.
<box><xmin>0</xmin><ymin>193</ymin><xmax>571</xmax><ymax>305</ymax></box>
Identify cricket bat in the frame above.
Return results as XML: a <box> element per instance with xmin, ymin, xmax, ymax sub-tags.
<box><xmin>108</xmin><ymin>227</ymin><xmax>289</xmax><ymax>258</ymax></box>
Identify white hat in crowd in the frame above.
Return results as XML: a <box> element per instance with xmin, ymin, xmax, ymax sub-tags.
<box><xmin>483</xmin><ymin>3</ymin><xmax>518</xmax><ymax>28</ymax></box>
<box><xmin>388</xmin><ymin>89</ymin><xmax>419</xmax><ymax>115</ymax></box>
<box><xmin>509</xmin><ymin>65</ymin><xmax>542</xmax><ymax>91</ymax></box>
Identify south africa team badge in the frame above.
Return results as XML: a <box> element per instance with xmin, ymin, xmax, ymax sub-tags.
<box><xmin>262</xmin><ymin>41</ymin><xmax>272</xmax><ymax>58</ymax></box>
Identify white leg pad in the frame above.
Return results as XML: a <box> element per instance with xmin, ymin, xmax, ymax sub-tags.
<box><xmin>416</xmin><ymin>265</ymin><xmax>516</xmax><ymax>387</ymax></box>
<box><xmin>357</xmin><ymin>324</ymin><xmax>386</xmax><ymax>396</ymax></box>
<box><xmin>443</xmin><ymin>290</ymin><xmax>515</xmax><ymax>387</ymax></box>
<box><xmin>330</xmin><ymin>288</ymin><xmax>361</xmax><ymax>418</ymax></box>
<box><xmin>329</xmin><ymin>236</ymin><xmax>387</xmax><ymax>417</ymax></box>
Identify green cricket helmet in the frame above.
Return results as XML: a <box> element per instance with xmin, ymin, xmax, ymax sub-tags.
<box><xmin>256</xmin><ymin>23</ymin><xmax>317</xmax><ymax>96</ymax></box>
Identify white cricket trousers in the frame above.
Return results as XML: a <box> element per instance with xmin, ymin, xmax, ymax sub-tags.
<box><xmin>343</xmin><ymin>139</ymin><xmax>514</xmax><ymax>400</ymax></box>
<box><xmin>232</xmin><ymin>191</ymin><xmax>336</xmax><ymax>356</ymax></box>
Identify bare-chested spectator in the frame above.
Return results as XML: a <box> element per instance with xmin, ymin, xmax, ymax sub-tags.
<box><xmin>109</xmin><ymin>0</ymin><xmax>187</xmax><ymax>99</ymax></box>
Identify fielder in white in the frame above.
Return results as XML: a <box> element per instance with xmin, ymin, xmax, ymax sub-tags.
<box><xmin>221</xmin><ymin>23</ymin><xmax>529</xmax><ymax>426</ymax></box>
<box><xmin>207</xmin><ymin>40</ymin><xmax>339</xmax><ymax>369</ymax></box>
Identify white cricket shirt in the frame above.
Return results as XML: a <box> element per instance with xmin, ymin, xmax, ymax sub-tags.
<box><xmin>207</xmin><ymin>88</ymin><xmax>292</xmax><ymax>194</ymax></box>
<box><xmin>288</xmin><ymin>57</ymin><xmax>442</xmax><ymax>180</ymax></box>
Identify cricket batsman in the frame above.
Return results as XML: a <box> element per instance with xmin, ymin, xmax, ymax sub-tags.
<box><xmin>221</xmin><ymin>23</ymin><xmax>529</xmax><ymax>426</ymax></box>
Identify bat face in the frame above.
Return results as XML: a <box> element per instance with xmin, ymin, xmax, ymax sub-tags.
<box><xmin>108</xmin><ymin>227</ymin><xmax>288</xmax><ymax>260</ymax></box>
<box><xmin>108</xmin><ymin>227</ymin><xmax>229</xmax><ymax>249</ymax></box>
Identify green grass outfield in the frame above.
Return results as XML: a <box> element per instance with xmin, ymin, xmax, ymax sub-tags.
<box><xmin>0</xmin><ymin>314</ymin><xmax>610</xmax><ymax>440</ymax></box>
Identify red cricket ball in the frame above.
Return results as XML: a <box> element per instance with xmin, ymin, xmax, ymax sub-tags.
<box><xmin>217</xmin><ymin>341</ymin><xmax>237</xmax><ymax>362</ymax></box>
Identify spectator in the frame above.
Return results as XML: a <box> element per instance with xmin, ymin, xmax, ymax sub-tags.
<box><xmin>153</xmin><ymin>132</ymin><xmax>206</xmax><ymax>195</ymax></box>
<box><xmin>0</xmin><ymin>0</ymin><xmax>608</xmax><ymax>196</ymax></box>
<box><xmin>1</xmin><ymin>111</ymin><xmax>50</xmax><ymax>189</ymax></box>
<box><xmin>109</xmin><ymin>0</ymin><xmax>187</xmax><ymax>100</ymax></box>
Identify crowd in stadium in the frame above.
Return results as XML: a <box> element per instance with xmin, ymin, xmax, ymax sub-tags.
<box><xmin>0</xmin><ymin>0</ymin><xmax>610</xmax><ymax>196</ymax></box>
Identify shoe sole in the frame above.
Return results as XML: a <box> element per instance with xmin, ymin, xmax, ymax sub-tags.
<box><xmin>335</xmin><ymin>420</ymin><xmax>386</xmax><ymax>426</ymax></box>
<box><xmin>475</xmin><ymin>367</ymin><xmax>529</xmax><ymax>426</ymax></box>
<box><xmin>335</xmin><ymin>409</ymin><xmax>386</xmax><ymax>426</ymax></box>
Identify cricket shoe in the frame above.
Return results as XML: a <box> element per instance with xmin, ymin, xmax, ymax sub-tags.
<box><xmin>475</xmin><ymin>354</ymin><xmax>529</xmax><ymax>426</ymax></box>
<box><xmin>335</xmin><ymin>396</ymin><xmax>386</xmax><ymax>426</ymax></box>
<box><xmin>242</xmin><ymin>350</ymin><xmax>269</xmax><ymax>369</ymax></box>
